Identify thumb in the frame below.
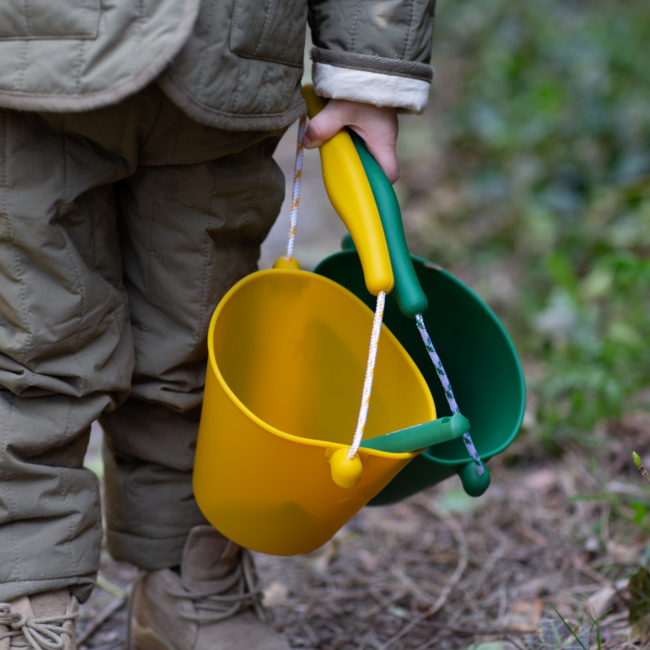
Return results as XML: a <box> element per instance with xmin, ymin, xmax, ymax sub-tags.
<box><xmin>302</xmin><ymin>109</ymin><xmax>345</xmax><ymax>149</ymax></box>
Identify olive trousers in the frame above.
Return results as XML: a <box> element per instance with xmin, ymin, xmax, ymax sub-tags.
<box><xmin>0</xmin><ymin>84</ymin><xmax>286</xmax><ymax>603</ymax></box>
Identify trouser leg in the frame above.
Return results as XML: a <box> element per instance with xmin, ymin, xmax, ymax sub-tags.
<box><xmin>0</xmin><ymin>104</ymin><xmax>138</xmax><ymax>603</ymax></box>
<box><xmin>101</xmin><ymin>97</ymin><xmax>287</xmax><ymax>570</ymax></box>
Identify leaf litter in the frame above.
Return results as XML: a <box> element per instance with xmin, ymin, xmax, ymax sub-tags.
<box><xmin>77</xmin><ymin>422</ymin><xmax>650</xmax><ymax>650</ymax></box>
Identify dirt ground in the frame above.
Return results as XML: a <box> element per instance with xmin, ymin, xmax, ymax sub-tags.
<box><xmin>76</xmin><ymin>127</ymin><xmax>650</xmax><ymax>650</ymax></box>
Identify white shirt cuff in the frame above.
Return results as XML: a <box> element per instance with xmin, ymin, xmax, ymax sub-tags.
<box><xmin>312</xmin><ymin>63</ymin><xmax>431</xmax><ymax>114</ymax></box>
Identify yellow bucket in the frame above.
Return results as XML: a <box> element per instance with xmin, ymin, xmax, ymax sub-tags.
<box><xmin>194</xmin><ymin>85</ymin><xmax>437</xmax><ymax>556</ymax></box>
<box><xmin>194</xmin><ymin>268</ymin><xmax>436</xmax><ymax>555</ymax></box>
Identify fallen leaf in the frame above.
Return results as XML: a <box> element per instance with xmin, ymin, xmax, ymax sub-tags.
<box><xmin>513</xmin><ymin>578</ymin><xmax>547</xmax><ymax>600</ymax></box>
<box><xmin>506</xmin><ymin>598</ymin><xmax>543</xmax><ymax>632</ymax></box>
<box><xmin>606</xmin><ymin>541</ymin><xmax>641</xmax><ymax>565</ymax></box>
<box><xmin>262</xmin><ymin>581</ymin><xmax>289</xmax><ymax>607</ymax></box>
<box><xmin>583</xmin><ymin>584</ymin><xmax>616</xmax><ymax>618</ymax></box>
<box><xmin>524</xmin><ymin>469</ymin><xmax>557</xmax><ymax>493</ymax></box>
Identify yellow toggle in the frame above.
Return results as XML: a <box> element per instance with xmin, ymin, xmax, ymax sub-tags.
<box><xmin>328</xmin><ymin>447</ymin><xmax>363</xmax><ymax>488</ymax></box>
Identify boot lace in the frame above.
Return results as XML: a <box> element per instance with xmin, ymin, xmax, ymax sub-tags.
<box><xmin>0</xmin><ymin>603</ymin><xmax>77</xmax><ymax>650</ymax></box>
<box><xmin>167</xmin><ymin>549</ymin><xmax>264</xmax><ymax>624</ymax></box>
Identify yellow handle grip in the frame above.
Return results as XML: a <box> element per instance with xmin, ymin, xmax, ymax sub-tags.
<box><xmin>301</xmin><ymin>85</ymin><xmax>394</xmax><ymax>296</ymax></box>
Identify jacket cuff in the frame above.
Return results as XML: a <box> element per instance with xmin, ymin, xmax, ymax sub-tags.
<box><xmin>310</xmin><ymin>48</ymin><xmax>433</xmax><ymax>114</ymax></box>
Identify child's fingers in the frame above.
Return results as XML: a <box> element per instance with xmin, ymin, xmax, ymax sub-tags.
<box><xmin>363</xmin><ymin>138</ymin><xmax>400</xmax><ymax>183</ymax></box>
<box><xmin>302</xmin><ymin>99</ymin><xmax>399</xmax><ymax>182</ymax></box>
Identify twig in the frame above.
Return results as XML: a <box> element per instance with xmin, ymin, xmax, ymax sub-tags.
<box><xmin>570</xmin><ymin>554</ymin><xmax>609</xmax><ymax>584</ymax></box>
<box><xmin>411</xmin><ymin>620</ymin><xmax>537</xmax><ymax>635</ymax></box>
<box><xmin>96</xmin><ymin>576</ymin><xmax>128</xmax><ymax>599</ymax></box>
<box><xmin>389</xmin><ymin>564</ymin><xmax>439</xmax><ymax>607</ymax></box>
<box><xmin>378</xmin><ymin>501</ymin><xmax>468</xmax><ymax>650</ymax></box>
<box><xmin>504</xmin><ymin>633</ymin><xmax>529</xmax><ymax>650</ymax></box>
<box><xmin>78</xmin><ymin>597</ymin><xmax>127</xmax><ymax>645</ymax></box>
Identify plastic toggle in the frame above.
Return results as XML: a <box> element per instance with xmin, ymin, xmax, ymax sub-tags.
<box><xmin>329</xmin><ymin>447</ymin><xmax>363</xmax><ymax>488</ymax></box>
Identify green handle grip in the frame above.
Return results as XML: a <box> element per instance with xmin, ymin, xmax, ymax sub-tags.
<box><xmin>349</xmin><ymin>131</ymin><xmax>428</xmax><ymax>317</ymax></box>
<box><xmin>360</xmin><ymin>414</ymin><xmax>470</xmax><ymax>454</ymax></box>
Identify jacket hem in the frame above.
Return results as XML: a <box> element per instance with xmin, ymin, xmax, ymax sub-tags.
<box><xmin>157</xmin><ymin>72</ymin><xmax>307</xmax><ymax>131</ymax></box>
<box><xmin>310</xmin><ymin>47</ymin><xmax>433</xmax><ymax>83</ymax></box>
<box><xmin>0</xmin><ymin>0</ymin><xmax>201</xmax><ymax>114</ymax></box>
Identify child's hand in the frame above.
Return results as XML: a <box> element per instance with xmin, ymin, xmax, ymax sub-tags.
<box><xmin>302</xmin><ymin>99</ymin><xmax>399</xmax><ymax>183</ymax></box>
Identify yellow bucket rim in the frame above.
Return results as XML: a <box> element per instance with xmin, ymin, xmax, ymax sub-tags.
<box><xmin>207</xmin><ymin>268</ymin><xmax>436</xmax><ymax>461</ymax></box>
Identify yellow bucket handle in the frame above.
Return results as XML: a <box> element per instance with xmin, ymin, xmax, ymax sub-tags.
<box><xmin>301</xmin><ymin>85</ymin><xmax>394</xmax><ymax>297</ymax></box>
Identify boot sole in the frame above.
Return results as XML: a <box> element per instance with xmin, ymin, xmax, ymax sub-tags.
<box><xmin>131</xmin><ymin>621</ymin><xmax>178</xmax><ymax>650</ymax></box>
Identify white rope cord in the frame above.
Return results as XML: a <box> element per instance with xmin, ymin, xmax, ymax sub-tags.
<box><xmin>285</xmin><ymin>115</ymin><xmax>308</xmax><ymax>261</ymax></box>
<box><xmin>349</xmin><ymin>291</ymin><xmax>386</xmax><ymax>459</ymax></box>
<box><xmin>285</xmin><ymin>114</ymin><xmax>387</xmax><ymax>460</ymax></box>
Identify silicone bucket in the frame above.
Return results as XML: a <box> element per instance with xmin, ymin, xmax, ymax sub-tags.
<box><xmin>193</xmin><ymin>268</ymin><xmax>436</xmax><ymax>555</ymax></box>
<box><xmin>315</xmin><ymin>251</ymin><xmax>525</xmax><ymax>503</ymax></box>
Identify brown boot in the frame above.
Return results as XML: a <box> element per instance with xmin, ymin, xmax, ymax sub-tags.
<box><xmin>0</xmin><ymin>589</ymin><xmax>78</xmax><ymax>650</ymax></box>
<box><xmin>130</xmin><ymin>526</ymin><xmax>291</xmax><ymax>650</ymax></box>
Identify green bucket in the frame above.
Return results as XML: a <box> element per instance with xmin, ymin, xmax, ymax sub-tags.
<box><xmin>314</xmin><ymin>133</ymin><xmax>526</xmax><ymax>504</ymax></box>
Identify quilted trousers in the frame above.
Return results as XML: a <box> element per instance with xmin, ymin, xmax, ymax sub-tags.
<box><xmin>0</xmin><ymin>84</ymin><xmax>286</xmax><ymax>603</ymax></box>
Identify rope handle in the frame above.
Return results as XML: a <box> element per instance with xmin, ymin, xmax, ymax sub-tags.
<box><xmin>415</xmin><ymin>314</ymin><xmax>484</xmax><ymax>476</ymax></box>
<box><xmin>285</xmin><ymin>115</ymin><xmax>307</xmax><ymax>262</ymax></box>
<box><xmin>349</xmin><ymin>291</ymin><xmax>386</xmax><ymax>459</ymax></box>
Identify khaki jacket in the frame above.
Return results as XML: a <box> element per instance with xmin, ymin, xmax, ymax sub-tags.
<box><xmin>0</xmin><ymin>0</ymin><xmax>435</xmax><ymax>129</ymax></box>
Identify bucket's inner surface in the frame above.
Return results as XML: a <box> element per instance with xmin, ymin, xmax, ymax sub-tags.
<box><xmin>212</xmin><ymin>271</ymin><xmax>435</xmax><ymax>446</ymax></box>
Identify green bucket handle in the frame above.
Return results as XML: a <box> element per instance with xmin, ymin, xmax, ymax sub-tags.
<box><xmin>348</xmin><ymin>131</ymin><xmax>426</xmax><ymax>318</ymax></box>
<box><xmin>347</xmin><ymin>130</ymin><xmax>491</xmax><ymax>497</ymax></box>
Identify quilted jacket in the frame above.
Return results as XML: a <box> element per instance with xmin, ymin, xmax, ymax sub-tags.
<box><xmin>0</xmin><ymin>0</ymin><xmax>436</xmax><ymax>130</ymax></box>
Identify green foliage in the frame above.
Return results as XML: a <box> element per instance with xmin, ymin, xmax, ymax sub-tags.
<box><xmin>399</xmin><ymin>0</ymin><xmax>650</xmax><ymax>439</ymax></box>
<box><xmin>571</xmin><ymin>492</ymin><xmax>650</xmax><ymax>535</ymax></box>
<box><xmin>628</xmin><ymin>566</ymin><xmax>650</xmax><ymax>641</ymax></box>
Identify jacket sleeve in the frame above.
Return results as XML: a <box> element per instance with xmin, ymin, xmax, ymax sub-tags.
<box><xmin>307</xmin><ymin>0</ymin><xmax>436</xmax><ymax>113</ymax></box>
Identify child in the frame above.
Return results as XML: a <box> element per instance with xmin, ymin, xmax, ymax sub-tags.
<box><xmin>0</xmin><ymin>0</ymin><xmax>435</xmax><ymax>647</ymax></box>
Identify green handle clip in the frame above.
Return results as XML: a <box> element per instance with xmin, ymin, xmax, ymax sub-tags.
<box><xmin>360</xmin><ymin>413</ymin><xmax>470</xmax><ymax>453</ymax></box>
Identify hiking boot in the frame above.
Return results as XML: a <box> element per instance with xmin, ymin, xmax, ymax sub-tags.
<box><xmin>130</xmin><ymin>526</ymin><xmax>290</xmax><ymax>650</ymax></box>
<box><xmin>0</xmin><ymin>589</ymin><xmax>78</xmax><ymax>650</ymax></box>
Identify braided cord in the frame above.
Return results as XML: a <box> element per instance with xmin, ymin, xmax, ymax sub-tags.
<box><xmin>284</xmin><ymin>115</ymin><xmax>387</xmax><ymax>460</ymax></box>
<box><xmin>349</xmin><ymin>291</ymin><xmax>386</xmax><ymax>459</ymax></box>
<box><xmin>415</xmin><ymin>314</ymin><xmax>484</xmax><ymax>476</ymax></box>
<box><xmin>285</xmin><ymin>115</ymin><xmax>308</xmax><ymax>261</ymax></box>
